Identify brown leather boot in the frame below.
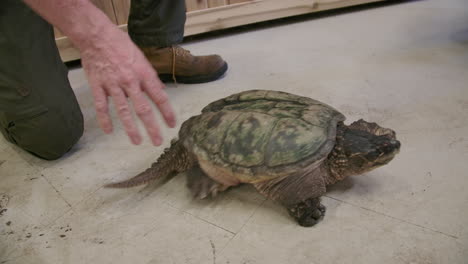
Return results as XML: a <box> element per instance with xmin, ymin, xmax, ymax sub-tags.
<box><xmin>140</xmin><ymin>45</ymin><xmax>228</xmax><ymax>84</ymax></box>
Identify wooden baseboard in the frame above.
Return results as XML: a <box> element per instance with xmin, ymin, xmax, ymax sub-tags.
<box><xmin>56</xmin><ymin>0</ymin><xmax>387</xmax><ymax>62</ymax></box>
<box><xmin>184</xmin><ymin>0</ymin><xmax>386</xmax><ymax>35</ymax></box>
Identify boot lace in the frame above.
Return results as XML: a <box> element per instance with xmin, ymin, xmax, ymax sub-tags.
<box><xmin>171</xmin><ymin>46</ymin><xmax>191</xmax><ymax>85</ymax></box>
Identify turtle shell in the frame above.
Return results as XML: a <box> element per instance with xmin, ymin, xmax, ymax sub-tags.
<box><xmin>180</xmin><ymin>90</ymin><xmax>345</xmax><ymax>183</ymax></box>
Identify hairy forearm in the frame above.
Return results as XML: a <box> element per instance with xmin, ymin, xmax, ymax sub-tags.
<box><xmin>22</xmin><ymin>0</ymin><xmax>115</xmax><ymax>50</ymax></box>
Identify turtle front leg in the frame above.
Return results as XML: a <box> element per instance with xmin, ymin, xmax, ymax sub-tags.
<box><xmin>186</xmin><ymin>166</ymin><xmax>230</xmax><ymax>199</ymax></box>
<box><xmin>287</xmin><ymin>197</ymin><xmax>326</xmax><ymax>227</ymax></box>
<box><xmin>253</xmin><ymin>166</ymin><xmax>328</xmax><ymax>227</ymax></box>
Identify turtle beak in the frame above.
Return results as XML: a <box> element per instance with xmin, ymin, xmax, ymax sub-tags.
<box><xmin>382</xmin><ymin>139</ymin><xmax>401</xmax><ymax>154</ymax></box>
<box><xmin>375</xmin><ymin>138</ymin><xmax>400</xmax><ymax>166</ymax></box>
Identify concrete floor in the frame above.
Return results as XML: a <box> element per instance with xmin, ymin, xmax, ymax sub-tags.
<box><xmin>1</xmin><ymin>0</ymin><xmax>468</xmax><ymax>263</ymax></box>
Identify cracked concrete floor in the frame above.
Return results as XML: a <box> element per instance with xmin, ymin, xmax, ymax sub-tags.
<box><xmin>1</xmin><ymin>0</ymin><xmax>468</xmax><ymax>263</ymax></box>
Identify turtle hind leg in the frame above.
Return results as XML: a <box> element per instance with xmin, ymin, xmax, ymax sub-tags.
<box><xmin>287</xmin><ymin>197</ymin><xmax>326</xmax><ymax>227</ymax></box>
<box><xmin>186</xmin><ymin>166</ymin><xmax>230</xmax><ymax>199</ymax></box>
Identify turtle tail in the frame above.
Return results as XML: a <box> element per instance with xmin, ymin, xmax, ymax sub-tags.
<box><xmin>105</xmin><ymin>139</ymin><xmax>195</xmax><ymax>188</ymax></box>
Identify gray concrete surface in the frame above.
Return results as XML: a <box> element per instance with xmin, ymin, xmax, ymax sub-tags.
<box><xmin>1</xmin><ymin>0</ymin><xmax>468</xmax><ymax>263</ymax></box>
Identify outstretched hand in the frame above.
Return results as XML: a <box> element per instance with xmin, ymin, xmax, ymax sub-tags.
<box><xmin>21</xmin><ymin>0</ymin><xmax>176</xmax><ymax>146</ymax></box>
<box><xmin>80</xmin><ymin>27</ymin><xmax>176</xmax><ymax>146</ymax></box>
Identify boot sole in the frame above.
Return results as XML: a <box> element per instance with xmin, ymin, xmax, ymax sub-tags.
<box><xmin>158</xmin><ymin>62</ymin><xmax>228</xmax><ymax>84</ymax></box>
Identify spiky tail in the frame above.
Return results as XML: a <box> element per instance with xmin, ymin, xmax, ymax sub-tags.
<box><xmin>105</xmin><ymin>140</ymin><xmax>196</xmax><ymax>188</ymax></box>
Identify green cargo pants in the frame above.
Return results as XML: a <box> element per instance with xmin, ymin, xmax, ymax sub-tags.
<box><xmin>0</xmin><ymin>0</ymin><xmax>186</xmax><ymax>160</ymax></box>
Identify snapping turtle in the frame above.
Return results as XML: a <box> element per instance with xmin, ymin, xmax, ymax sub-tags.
<box><xmin>106</xmin><ymin>90</ymin><xmax>400</xmax><ymax>227</ymax></box>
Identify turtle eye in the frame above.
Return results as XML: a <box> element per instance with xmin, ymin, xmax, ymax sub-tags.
<box><xmin>377</xmin><ymin>138</ymin><xmax>400</xmax><ymax>155</ymax></box>
<box><xmin>366</xmin><ymin>149</ymin><xmax>381</xmax><ymax>161</ymax></box>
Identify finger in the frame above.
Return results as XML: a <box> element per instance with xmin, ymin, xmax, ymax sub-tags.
<box><xmin>125</xmin><ymin>83</ymin><xmax>163</xmax><ymax>146</ymax></box>
<box><xmin>91</xmin><ymin>85</ymin><xmax>113</xmax><ymax>134</ymax></box>
<box><xmin>142</xmin><ymin>75</ymin><xmax>176</xmax><ymax>128</ymax></box>
<box><xmin>107</xmin><ymin>86</ymin><xmax>142</xmax><ymax>145</ymax></box>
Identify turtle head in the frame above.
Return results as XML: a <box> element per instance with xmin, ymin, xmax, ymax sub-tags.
<box><xmin>330</xmin><ymin>120</ymin><xmax>400</xmax><ymax>178</ymax></box>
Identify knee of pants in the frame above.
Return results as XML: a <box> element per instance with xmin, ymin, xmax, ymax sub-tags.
<box><xmin>2</xmin><ymin>107</ymin><xmax>84</xmax><ymax>160</ymax></box>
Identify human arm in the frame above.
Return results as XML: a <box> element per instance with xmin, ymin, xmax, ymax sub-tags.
<box><xmin>22</xmin><ymin>0</ymin><xmax>176</xmax><ymax>146</ymax></box>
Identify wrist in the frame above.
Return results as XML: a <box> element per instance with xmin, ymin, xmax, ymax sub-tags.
<box><xmin>22</xmin><ymin>0</ymin><xmax>117</xmax><ymax>52</ymax></box>
<box><xmin>61</xmin><ymin>1</ymin><xmax>116</xmax><ymax>52</ymax></box>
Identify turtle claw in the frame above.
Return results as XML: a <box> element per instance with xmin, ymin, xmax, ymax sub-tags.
<box><xmin>187</xmin><ymin>168</ymin><xmax>229</xmax><ymax>199</ymax></box>
<box><xmin>193</xmin><ymin>181</ymin><xmax>228</xmax><ymax>199</ymax></box>
<box><xmin>288</xmin><ymin>197</ymin><xmax>326</xmax><ymax>227</ymax></box>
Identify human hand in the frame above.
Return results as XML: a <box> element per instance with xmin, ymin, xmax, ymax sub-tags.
<box><xmin>20</xmin><ymin>0</ymin><xmax>174</xmax><ymax>145</ymax></box>
<box><xmin>79</xmin><ymin>27</ymin><xmax>176</xmax><ymax>146</ymax></box>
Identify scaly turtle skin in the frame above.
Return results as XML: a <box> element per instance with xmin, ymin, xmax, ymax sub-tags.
<box><xmin>106</xmin><ymin>90</ymin><xmax>401</xmax><ymax>227</ymax></box>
